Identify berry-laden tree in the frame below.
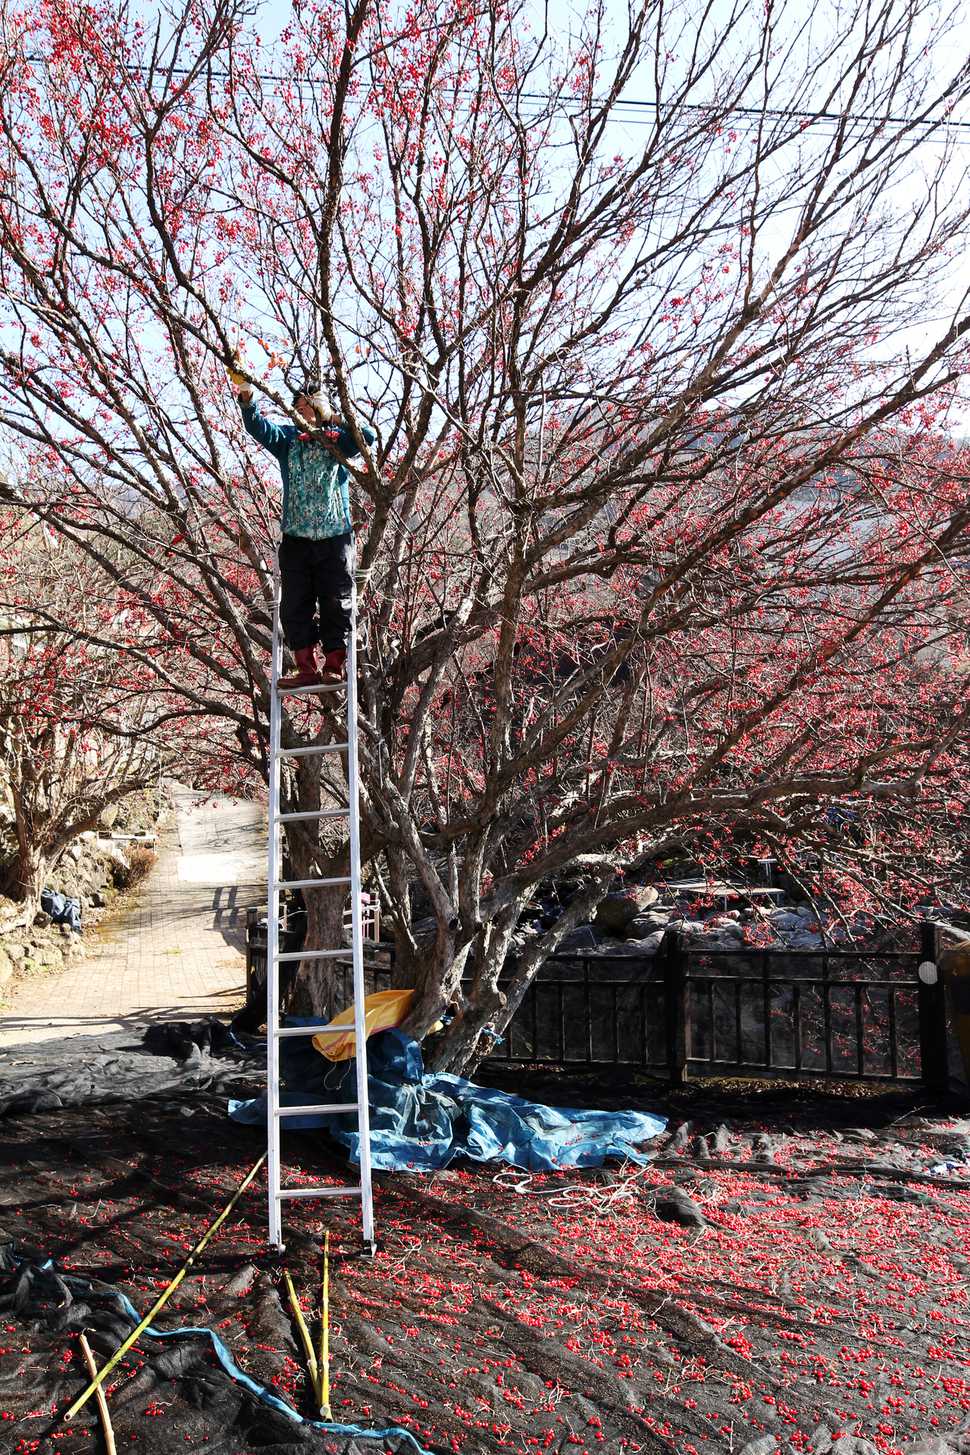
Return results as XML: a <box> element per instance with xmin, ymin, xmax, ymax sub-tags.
<box><xmin>0</xmin><ymin>0</ymin><xmax>967</xmax><ymax>1068</ymax></box>
<box><xmin>0</xmin><ymin>513</ymin><xmax>164</xmax><ymax>921</ymax></box>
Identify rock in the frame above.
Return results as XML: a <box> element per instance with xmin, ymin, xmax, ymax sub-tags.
<box><xmin>618</xmin><ymin>931</ymin><xmax>666</xmax><ymax>956</ymax></box>
<box><xmin>738</xmin><ymin>1438</ymin><xmax>783</xmax><ymax>1455</ymax></box>
<box><xmin>594</xmin><ymin>887</ymin><xmax>660</xmax><ymax>935</ymax></box>
<box><xmin>627</xmin><ymin>911</ymin><xmax>670</xmax><ymax>936</ymax></box>
<box><xmin>752</xmin><ymin>1133</ymin><xmax>778</xmax><ymax>1163</ymax></box>
<box><xmin>830</xmin><ymin>1440</ymin><xmax>879</xmax><ymax>1455</ymax></box>
<box><xmin>768</xmin><ymin>910</ymin><xmax>805</xmax><ymax>931</ymax></box>
<box><xmin>59</xmin><ymin>922</ymin><xmax>74</xmax><ymax>938</ymax></box>
<box><xmin>31</xmin><ymin>944</ymin><xmax>63</xmax><ymax>968</ymax></box>
<box><xmin>668</xmin><ymin>1121</ymin><xmax>690</xmax><ymax>1151</ymax></box>
<box><xmin>89</xmin><ymin>891</ymin><xmax>107</xmax><ymax>909</ymax></box>
<box><xmin>706</xmin><ymin>916</ymin><xmax>744</xmax><ymax>937</ymax></box>
<box><xmin>808</xmin><ymin>1425</ymin><xmax>833</xmax><ymax>1452</ymax></box>
<box><xmin>557</xmin><ymin>926</ymin><xmax>602</xmax><ymax>953</ymax></box>
<box><xmin>33</xmin><ymin>910</ymin><xmax>52</xmax><ymax>929</ymax></box>
<box><xmin>4</xmin><ymin>943</ymin><xmax>25</xmax><ymax>963</ymax></box>
<box><xmin>651</xmin><ymin>1185</ymin><xmax>706</xmax><ymax>1227</ymax></box>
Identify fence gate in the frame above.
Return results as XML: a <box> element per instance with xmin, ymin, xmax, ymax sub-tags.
<box><xmin>667</xmin><ymin>924</ymin><xmax>948</xmax><ymax>1091</ymax></box>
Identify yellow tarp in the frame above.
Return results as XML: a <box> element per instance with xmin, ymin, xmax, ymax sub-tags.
<box><xmin>312</xmin><ymin>988</ymin><xmax>417</xmax><ymax>1062</ymax></box>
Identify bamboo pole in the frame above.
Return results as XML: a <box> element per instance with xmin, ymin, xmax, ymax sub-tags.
<box><xmin>283</xmin><ymin>1269</ymin><xmax>319</xmax><ymax>1392</ymax></box>
<box><xmin>77</xmin><ymin>1332</ymin><xmax>116</xmax><ymax>1455</ymax></box>
<box><xmin>64</xmin><ymin>1152</ymin><xmax>267</xmax><ymax>1421</ymax></box>
<box><xmin>318</xmin><ymin>1232</ymin><xmax>331</xmax><ymax>1420</ymax></box>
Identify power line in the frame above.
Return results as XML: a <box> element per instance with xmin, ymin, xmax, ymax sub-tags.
<box><xmin>23</xmin><ymin>53</ymin><xmax>970</xmax><ymax>138</ymax></box>
<box><xmin>521</xmin><ymin>91</ymin><xmax>970</xmax><ymax>134</ymax></box>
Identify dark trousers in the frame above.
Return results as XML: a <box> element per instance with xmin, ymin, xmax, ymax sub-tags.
<box><xmin>279</xmin><ymin>532</ymin><xmax>353</xmax><ymax>653</ymax></box>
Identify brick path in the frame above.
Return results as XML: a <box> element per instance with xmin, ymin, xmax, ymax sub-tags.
<box><xmin>0</xmin><ymin>786</ymin><xmax>266</xmax><ymax>1047</ymax></box>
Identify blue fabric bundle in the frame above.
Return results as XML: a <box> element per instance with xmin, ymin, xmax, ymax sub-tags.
<box><xmin>40</xmin><ymin>888</ymin><xmax>82</xmax><ymax>932</ymax></box>
<box><xmin>230</xmin><ymin>1026</ymin><xmax>665</xmax><ymax>1171</ymax></box>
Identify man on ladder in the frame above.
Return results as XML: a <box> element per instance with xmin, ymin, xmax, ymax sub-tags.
<box><xmin>228</xmin><ymin>353</ymin><xmax>377</xmax><ymax>1254</ymax></box>
<box><xmin>229</xmin><ymin>360</ymin><xmax>375</xmax><ymax>687</ymax></box>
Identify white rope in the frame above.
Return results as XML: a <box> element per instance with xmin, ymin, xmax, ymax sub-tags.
<box><xmin>491</xmin><ymin>1160</ymin><xmax>655</xmax><ymax>1214</ymax></box>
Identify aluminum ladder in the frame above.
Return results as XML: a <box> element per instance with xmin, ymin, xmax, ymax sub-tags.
<box><xmin>265</xmin><ymin>573</ymin><xmax>375</xmax><ymax>1253</ymax></box>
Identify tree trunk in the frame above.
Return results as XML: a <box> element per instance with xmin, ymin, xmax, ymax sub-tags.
<box><xmin>422</xmin><ymin>872</ymin><xmax>615</xmax><ymax>1075</ymax></box>
<box><xmin>279</xmin><ymin>792</ymin><xmax>351</xmax><ymax>1016</ymax></box>
<box><xmin>421</xmin><ymin>912</ymin><xmax>523</xmax><ymax>1074</ymax></box>
<box><xmin>0</xmin><ymin>839</ymin><xmax>46</xmax><ymax>912</ymax></box>
<box><xmin>425</xmin><ymin>983</ymin><xmax>506</xmax><ymax>1074</ymax></box>
<box><xmin>287</xmin><ymin>883</ymin><xmax>348</xmax><ymax>1017</ymax></box>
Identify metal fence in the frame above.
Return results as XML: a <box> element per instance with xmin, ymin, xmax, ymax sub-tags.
<box><xmin>674</xmin><ymin>928</ymin><xmax>945</xmax><ymax>1088</ymax></box>
<box><xmin>244</xmin><ymin>912</ymin><xmax>948</xmax><ymax>1090</ymax></box>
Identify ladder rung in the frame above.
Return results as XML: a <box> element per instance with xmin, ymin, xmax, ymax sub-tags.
<box><xmin>278</xmin><ymin>1185</ymin><xmax>362</xmax><ymax>1200</ymax></box>
<box><xmin>279</xmin><ymin>743</ymin><xmax>349</xmax><ymax>758</ymax></box>
<box><xmin>275</xmin><ymin>1024</ymin><xmax>347</xmax><ymax>1038</ymax></box>
<box><xmin>276</xmin><ymin>1102</ymin><xmax>360</xmax><ymax>1117</ymax></box>
<box><xmin>277</xmin><ymin>681</ymin><xmax>345</xmax><ymax>698</ymax></box>
<box><xmin>278</xmin><ymin>808</ymin><xmax>348</xmax><ymax>823</ymax></box>
<box><xmin>276</xmin><ymin>947</ymin><xmax>349</xmax><ymax>963</ymax></box>
<box><xmin>277</xmin><ymin>876</ymin><xmax>352</xmax><ymax>890</ymax></box>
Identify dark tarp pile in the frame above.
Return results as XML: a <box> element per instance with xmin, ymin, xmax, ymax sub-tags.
<box><xmin>0</xmin><ymin>1248</ymin><xmax>436</xmax><ymax>1454</ymax></box>
<box><xmin>230</xmin><ymin>1024</ymin><xmax>666</xmax><ymax>1170</ymax></box>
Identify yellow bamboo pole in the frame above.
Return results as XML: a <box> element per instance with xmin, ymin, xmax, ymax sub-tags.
<box><xmin>64</xmin><ymin>1152</ymin><xmax>267</xmax><ymax>1421</ymax></box>
<box><xmin>318</xmin><ymin>1232</ymin><xmax>331</xmax><ymax>1420</ymax></box>
<box><xmin>283</xmin><ymin>1269</ymin><xmax>319</xmax><ymax>1393</ymax></box>
<box><xmin>77</xmin><ymin>1332</ymin><xmax>116</xmax><ymax>1455</ymax></box>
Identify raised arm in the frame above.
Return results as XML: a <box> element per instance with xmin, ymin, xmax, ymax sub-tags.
<box><xmin>334</xmin><ymin>422</ymin><xmax>376</xmax><ymax>460</ymax></box>
<box><xmin>239</xmin><ymin>396</ymin><xmax>291</xmax><ymax>463</ymax></box>
<box><xmin>228</xmin><ymin>351</ymin><xmax>291</xmax><ymax>463</ymax></box>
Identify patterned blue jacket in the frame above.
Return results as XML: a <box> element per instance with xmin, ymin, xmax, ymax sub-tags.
<box><xmin>241</xmin><ymin>399</ymin><xmax>375</xmax><ymax>540</ymax></box>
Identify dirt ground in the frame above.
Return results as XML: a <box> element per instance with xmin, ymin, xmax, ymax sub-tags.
<box><xmin>1</xmin><ymin>1064</ymin><xmax>968</xmax><ymax>1455</ymax></box>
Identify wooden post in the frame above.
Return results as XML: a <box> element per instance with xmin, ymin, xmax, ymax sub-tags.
<box><xmin>245</xmin><ymin>906</ymin><xmax>257</xmax><ymax>1005</ymax></box>
<box><xmin>918</xmin><ymin>920</ymin><xmax>949</xmax><ymax>1094</ymax></box>
<box><xmin>664</xmin><ymin>927</ymin><xmax>688</xmax><ymax>1087</ymax></box>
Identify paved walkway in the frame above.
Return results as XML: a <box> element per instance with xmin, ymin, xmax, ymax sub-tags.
<box><xmin>0</xmin><ymin>787</ymin><xmax>266</xmax><ymax>1048</ymax></box>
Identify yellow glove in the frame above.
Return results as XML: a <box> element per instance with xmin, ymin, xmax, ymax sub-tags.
<box><xmin>227</xmin><ymin>350</ymin><xmax>248</xmax><ymax>390</ymax></box>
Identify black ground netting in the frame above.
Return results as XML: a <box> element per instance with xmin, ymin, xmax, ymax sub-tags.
<box><xmin>0</xmin><ymin>1040</ymin><xmax>969</xmax><ymax>1455</ymax></box>
<box><xmin>0</xmin><ymin>1020</ymin><xmax>262</xmax><ymax>1118</ymax></box>
<box><xmin>0</xmin><ymin>1250</ymin><xmax>426</xmax><ymax>1455</ymax></box>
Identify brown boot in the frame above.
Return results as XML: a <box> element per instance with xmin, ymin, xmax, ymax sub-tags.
<box><xmin>320</xmin><ymin>647</ymin><xmax>347</xmax><ymax>683</ymax></box>
<box><xmin>278</xmin><ymin>645</ymin><xmax>324</xmax><ymax>690</ymax></box>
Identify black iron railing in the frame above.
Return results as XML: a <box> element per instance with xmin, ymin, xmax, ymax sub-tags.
<box><xmin>678</xmin><ymin>941</ymin><xmax>936</xmax><ymax>1085</ymax></box>
<box><xmin>244</xmin><ymin>911</ymin><xmax>947</xmax><ymax>1090</ymax></box>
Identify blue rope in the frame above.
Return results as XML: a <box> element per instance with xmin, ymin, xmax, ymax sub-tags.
<box><xmin>29</xmin><ymin>1259</ymin><xmax>437</xmax><ymax>1455</ymax></box>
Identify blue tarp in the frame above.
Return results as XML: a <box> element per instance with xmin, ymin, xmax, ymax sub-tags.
<box><xmin>40</xmin><ymin>888</ymin><xmax>81</xmax><ymax>932</ymax></box>
<box><xmin>230</xmin><ymin>1026</ymin><xmax>666</xmax><ymax>1171</ymax></box>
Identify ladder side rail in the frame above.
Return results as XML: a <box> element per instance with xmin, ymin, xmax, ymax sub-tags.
<box><xmin>266</xmin><ymin>580</ymin><xmax>285</xmax><ymax>1249</ymax></box>
<box><xmin>346</xmin><ymin>572</ymin><xmax>376</xmax><ymax>1248</ymax></box>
